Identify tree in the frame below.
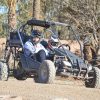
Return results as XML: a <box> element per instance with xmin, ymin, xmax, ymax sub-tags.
<box><xmin>8</xmin><ymin>0</ymin><xmax>17</xmax><ymax>31</ymax></box>
<box><xmin>33</xmin><ymin>0</ymin><xmax>41</xmax><ymax>19</ymax></box>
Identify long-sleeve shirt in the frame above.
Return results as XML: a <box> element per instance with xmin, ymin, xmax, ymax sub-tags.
<box><xmin>24</xmin><ymin>40</ymin><xmax>48</xmax><ymax>56</ymax></box>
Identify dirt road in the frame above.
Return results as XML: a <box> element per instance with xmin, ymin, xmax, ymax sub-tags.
<box><xmin>0</xmin><ymin>77</ymin><xmax>100</xmax><ymax>100</ymax></box>
<box><xmin>0</xmin><ymin>38</ymin><xmax>100</xmax><ymax>100</ymax></box>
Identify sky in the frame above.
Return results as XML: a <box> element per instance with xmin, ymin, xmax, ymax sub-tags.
<box><xmin>0</xmin><ymin>6</ymin><xmax>7</xmax><ymax>14</ymax></box>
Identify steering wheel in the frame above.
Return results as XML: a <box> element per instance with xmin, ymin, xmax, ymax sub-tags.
<box><xmin>58</xmin><ymin>44</ymin><xmax>71</xmax><ymax>51</ymax></box>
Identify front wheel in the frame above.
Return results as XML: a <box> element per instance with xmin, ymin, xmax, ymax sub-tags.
<box><xmin>0</xmin><ymin>61</ymin><xmax>8</xmax><ymax>81</ymax></box>
<box><xmin>34</xmin><ymin>60</ymin><xmax>56</xmax><ymax>84</ymax></box>
<box><xmin>85</xmin><ymin>67</ymin><xmax>100</xmax><ymax>88</ymax></box>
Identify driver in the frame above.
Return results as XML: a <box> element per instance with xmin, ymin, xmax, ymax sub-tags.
<box><xmin>48</xmin><ymin>34</ymin><xmax>59</xmax><ymax>48</ymax></box>
<box><xmin>24</xmin><ymin>30</ymin><xmax>48</xmax><ymax>63</ymax></box>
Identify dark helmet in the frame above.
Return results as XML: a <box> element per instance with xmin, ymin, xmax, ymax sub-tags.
<box><xmin>31</xmin><ymin>30</ymin><xmax>42</xmax><ymax>38</ymax></box>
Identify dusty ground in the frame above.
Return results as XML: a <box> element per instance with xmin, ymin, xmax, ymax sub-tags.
<box><xmin>0</xmin><ymin>38</ymin><xmax>100</xmax><ymax>100</ymax></box>
<box><xmin>0</xmin><ymin>77</ymin><xmax>100</xmax><ymax>100</ymax></box>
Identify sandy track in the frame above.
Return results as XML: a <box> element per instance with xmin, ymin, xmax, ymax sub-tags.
<box><xmin>0</xmin><ymin>38</ymin><xmax>100</xmax><ymax>100</ymax></box>
<box><xmin>0</xmin><ymin>78</ymin><xmax>100</xmax><ymax>100</ymax></box>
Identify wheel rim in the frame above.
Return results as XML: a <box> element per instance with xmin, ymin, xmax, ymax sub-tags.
<box><xmin>86</xmin><ymin>69</ymin><xmax>96</xmax><ymax>87</ymax></box>
<box><xmin>40</xmin><ymin>65</ymin><xmax>48</xmax><ymax>81</ymax></box>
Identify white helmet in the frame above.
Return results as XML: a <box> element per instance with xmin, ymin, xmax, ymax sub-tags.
<box><xmin>49</xmin><ymin>34</ymin><xmax>59</xmax><ymax>47</ymax></box>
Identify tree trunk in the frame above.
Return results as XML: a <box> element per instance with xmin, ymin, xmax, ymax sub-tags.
<box><xmin>8</xmin><ymin>0</ymin><xmax>17</xmax><ymax>31</ymax></box>
<box><xmin>33</xmin><ymin>0</ymin><xmax>41</xmax><ymax>19</ymax></box>
<box><xmin>33</xmin><ymin>0</ymin><xmax>43</xmax><ymax>30</ymax></box>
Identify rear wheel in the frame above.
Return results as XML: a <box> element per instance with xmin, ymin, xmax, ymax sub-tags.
<box><xmin>85</xmin><ymin>67</ymin><xmax>100</xmax><ymax>88</ymax></box>
<box><xmin>34</xmin><ymin>60</ymin><xmax>56</xmax><ymax>84</ymax></box>
<box><xmin>0</xmin><ymin>61</ymin><xmax>8</xmax><ymax>81</ymax></box>
<box><xmin>13</xmin><ymin>62</ymin><xmax>27</xmax><ymax>80</ymax></box>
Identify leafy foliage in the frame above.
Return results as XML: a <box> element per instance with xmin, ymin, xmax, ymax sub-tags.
<box><xmin>0</xmin><ymin>0</ymin><xmax>100</xmax><ymax>39</ymax></box>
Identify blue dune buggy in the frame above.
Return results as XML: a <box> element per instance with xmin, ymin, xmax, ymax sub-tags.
<box><xmin>0</xmin><ymin>19</ymin><xmax>100</xmax><ymax>88</ymax></box>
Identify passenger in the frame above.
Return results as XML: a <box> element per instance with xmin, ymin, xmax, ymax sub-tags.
<box><xmin>83</xmin><ymin>27</ymin><xmax>99</xmax><ymax>63</ymax></box>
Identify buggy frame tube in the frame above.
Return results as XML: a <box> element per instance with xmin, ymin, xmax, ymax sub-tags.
<box><xmin>17</xmin><ymin>23</ymin><xmax>27</xmax><ymax>48</ymax></box>
<box><xmin>17</xmin><ymin>23</ymin><xmax>31</xmax><ymax>70</ymax></box>
<box><xmin>48</xmin><ymin>21</ymin><xmax>70</xmax><ymax>27</ymax></box>
<box><xmin>70</xmin><ymin>26</ymin><xmax>84</xmax><ymax>59</ymax></box>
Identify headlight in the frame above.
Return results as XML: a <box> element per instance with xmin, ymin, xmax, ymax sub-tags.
<box><xmin>63</xmin><ymin>61</ymin><xmax>72</xmax><ymax>67</ymax></box>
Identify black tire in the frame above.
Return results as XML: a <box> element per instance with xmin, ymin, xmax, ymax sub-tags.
<box><xmin>0</xmin><ymin>61</ymin><xmax>8</xmax><ymax>81</ymax></box>
<box><xmin>13</xmin><ymin>62</ymin><xmax>27</xmax><ymax>80</ymax></box>
<box><xmin>85</xmin><ymin>67</ymin><xmax>100</xmax><ymax>88</ymax></box>
<box><xmin>34</xmin><ymin>60</ymin><xmax>56</xmax><ymax>84</ymax></box>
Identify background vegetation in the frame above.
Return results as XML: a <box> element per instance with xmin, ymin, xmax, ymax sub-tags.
<box><xmin>0</xmin><ymin>0</ymin><xmax>100</xmax><ymax>39</ymax></box>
